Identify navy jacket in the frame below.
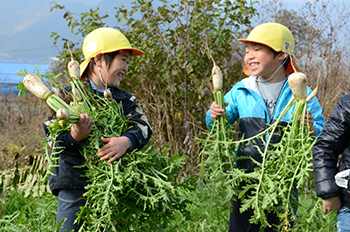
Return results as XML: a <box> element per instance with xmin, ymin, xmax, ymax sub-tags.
<box><xmin>313</xmin><ymin>94</ymin><xmax>350</xmax><ymax>208</ymax></box>
<box><xmin>44</xmin><ymin>85</ymin><xmax>153</xmax><ymax>196</ymax></box>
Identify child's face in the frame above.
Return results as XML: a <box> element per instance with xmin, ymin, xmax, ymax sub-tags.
<box><xmin>244</xmin><ymin>42</ymin><xmax>284</xmax><ymax>81</ymax></box>
<box><xmin>101</xmin><ymin>51</ymin><xmax>132</xmax><ymax>88</ymax></box>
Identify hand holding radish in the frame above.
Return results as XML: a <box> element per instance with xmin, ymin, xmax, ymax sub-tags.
<box><xmin>98</xmin><ymin>136</ymin><xmax>131</xmax><ymax>163</ymax></box>
<box><xmin>298</xmin><ymin>110</ymin><xmax>316</xmax><ymax>136</ymax></box>
<box><xmin>70</xmin><ymin>113</ymin><xmax>92</xmax><ymax>142</ymax></box>
<box><xmin>210</xmin><ymin>101</ymin><xmax>228</xmax><ymax>121</ymax></box>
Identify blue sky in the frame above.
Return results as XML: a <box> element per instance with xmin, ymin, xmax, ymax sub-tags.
<box><xmin>0</xmin><ymin>0</ymin><xmax>347</xmax><ymax>62</ymax></box>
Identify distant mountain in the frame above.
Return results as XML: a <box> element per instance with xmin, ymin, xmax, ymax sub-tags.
<box><xmin>0</xmin><ymin>0</ymin><xmax>122</xmax><ymax>63</ymax></box>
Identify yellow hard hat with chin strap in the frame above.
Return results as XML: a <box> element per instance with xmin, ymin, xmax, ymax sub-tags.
<box><xmin>80</xmin><ymin>27</ymin><xmax>144</xmax><ymax>77</ymax></box>
<box><xmin>238</xmin><ymin>22</ymin><xmax>299</xmax><ymax>76</ymax></box>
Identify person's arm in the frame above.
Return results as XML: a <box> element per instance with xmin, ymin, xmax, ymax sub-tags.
<box><xmin>121</xmin><ymin>100</ymin><xmax>153</xmax><ymax>149</ymax></box>
<box><xmin>313</xmin><ymin>95</ymin><xmax>350</xmax><ymax>208</ymax></box>
<box><xmin>98</xmin><ymin>92</ymin><xmax>153</xmax><ymax>163</ymax></box>
<box><xmin>206</xmin><ymin>86</ymin><xmax>239</xmax><ymax>131</ymax></box>
<box><xmin>70</xmin><ymin>113</ymin><xmax>92</xmax><ymax>142</ymax></box>
<box><xmin>323</xmin><ymin>196</ymin><xmax>342</xmax><ymax>214</ymax></box>
<box><xmin>43</xmin><ymin>113</ymin><xmax>92</xmax><ymax>153</ymax></box>
<box><xmin>306</xmin><ymin>88</ymin><xmax>325</xmax><ymax>136</ymax></box>
<box><xmin>297</xmin><ymin>110</ymin><xmax>316</xmax><ymax>136</ymax></box>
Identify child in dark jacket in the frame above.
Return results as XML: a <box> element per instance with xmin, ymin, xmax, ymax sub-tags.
<box><xmin>313</xmin><ymin>94</ymin><xmax>350</xmax><ymax>231</ymax></box>
<box><xmin>43</xmin><ymin>27</ymin><xmax>153</xmax><ymax>232</ymax></box>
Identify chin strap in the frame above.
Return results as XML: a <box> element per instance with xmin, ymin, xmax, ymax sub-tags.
<box><xmin>265</xmin><ymin>57</ymin><xmax>288</xmax><ymax>82</ymax></box>
<box><xmin>98</xmin><ymin>67</ymin><xmax>108</xmax><ymax>89</ymax></box>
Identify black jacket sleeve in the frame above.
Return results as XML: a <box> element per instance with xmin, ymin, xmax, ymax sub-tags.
<box><xmin>113</xmin><ymin>87</ymin><xmax>153</xmax><ymax>150</ymax></box>
<box><xmin>43</xmin><ymin>119</ymin><xmax>83</xmax><ymax>154</ymax></box>
<box><xmin>312</xmin><ymin>94</ymin><xmax>350</xmax><ymax>199</ymax></box>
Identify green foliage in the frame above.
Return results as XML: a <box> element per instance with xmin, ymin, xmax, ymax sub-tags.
<box><xmin>0</xmin><ymin>178</ymin><xmax>337</xmax><ymax>231</ymax></box>
<box><xmin>78</xmin><ymin>147</ymin><xmax>193</xmax><ymax>231</ymax></box>
<box><xmin>0</xmin><ymin>190</ymin><xmax>60</xmax><ymax>231</ymax></box>
<box><xmin>115</xmin><ymin>0</ymin><xmax>257</xmax><ymax>158</ymax></box>
<box><xmin>292</xmin><ymin>191</ymin><xmax>337</xmax><ymax>232</ymax></box>
<box><xmin>169</xmin><ymin>179</ymin><xmax>338</xmax><ymax>232</ymax></box>
<box><xmin>169</xmin><ymin>178</ymin><xmax>231</xmax><ymax>232</ymax></box>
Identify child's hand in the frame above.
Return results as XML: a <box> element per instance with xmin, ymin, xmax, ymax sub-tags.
<box><xmin>323</xmin><ymin>196</ymin><xmax>341</xmax><ymax>214</ymax></box>
<box><xmin>70</xmin><ymin>113</ymin><xmax>92</xmax><ymax>142</ymax></box>
<box><xmin>298</xmin><ymin>110</ymin><xmax>316</xmax><ymax>136</ymax></box>
<box><xmin>210</xmin><ymin>101</ymin><xmax>228</xmax><ymax>120</ymax></box>
<box><xmin>98</xmin><ymin>136</ymin><xmax>131</xmax><ymax>163</ymax></box>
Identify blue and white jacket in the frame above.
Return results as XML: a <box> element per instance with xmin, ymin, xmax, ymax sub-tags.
<box><xmin>206</xmin><ymin>75</ymin><xmax>325</xmax><ymax>172</ymax></box>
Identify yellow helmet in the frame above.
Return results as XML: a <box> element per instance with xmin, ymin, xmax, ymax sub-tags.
<box><xmin>80</xmin><ymin>27</ymin><xmax>144</xmax><ymax>77</ymax></box>
<box><xmin>238</xmin><ymin>22</ymin><xmax>299</xmax><ymax>75</ymax></box>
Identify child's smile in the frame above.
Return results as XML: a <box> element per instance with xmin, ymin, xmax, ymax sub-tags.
<box><xmin>249</xmin><ymin>62</ymin><xmax>259</xmax><ymax>71</ymax></box>
<box><xmin>244</xmin><ymin>42</ymin><xmax>286</xmax><ymax>82</ymax></box>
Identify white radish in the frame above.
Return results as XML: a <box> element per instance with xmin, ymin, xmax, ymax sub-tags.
<box><xmin>104</xmin><ymin>89</ymin><xmax>113</xmax><ymax>101</ymax></box>
<box><xmin>56</xmin><ymin>107</ymin><xmax>70</xmax><ymax>120</ymax></box>
<box><xmin>70</xmin><ymin>101</ymin><xmax>78</xmax><ymax>112</ymax></box>
<box><xmin>68</xmin><ymin>60</ymin><xmax>80</xmax><ymax>79</ymax></box>
<box><xmin>72</xmin><ymin>84</ymin><xmax>82</xmax><ymax>102</ymax></box>
<box><xmin>67</xmin><ymin>41</ymin><xmax>80</xmax><ymax>79</ymax></box>
<box><xmin>51</xmin><ymin>87</ymin><xmax>60</xmax><ymax>97</ymax></box>
<box><xmin>46</xmin><ymin>94</ymin><xmax>80</xmax><ymax>123</ymax></box>
<box><xmin>23</xmin><ymin>73</ymin><xmax>52</xmax><ymax>101</ymax></box>
<box><xmin>288</xmin><ymin>72</ymin><xmax>307</xmax><ymax>100</ymax></box>
<box><xmin>212</xmin><ymin>65</ymin><xmax>223</xmax><ymax>91</ymax></box>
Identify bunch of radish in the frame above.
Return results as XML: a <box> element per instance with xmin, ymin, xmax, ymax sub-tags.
<box><xmin>22</xmin><ymin>72</ymin><xmax>80</xmax><ymax>124</ymax></box>
<box><xmin>22</xmin><ymin>43</ymin><xmax>90</xmax><ymax>126</ymax></box>
<box><xmin>198</xmin><ymin>53</ymin><xmax>320</xmax><ymax>229</ymax></box>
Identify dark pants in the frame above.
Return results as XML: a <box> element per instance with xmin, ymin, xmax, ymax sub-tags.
<box><xmin>56</xmin><ymin>189</ymin><xmax>129</xmax><ymax>231</ymax></box>
<box><xmin>57</xmin><ymin>189</ymin><xmax>86</xmax><ymax>232</ymax></box>
<box><xmin>228</xmin><ymin>198</ymin><xmax>281</xmax><ymax>232</ymax></box>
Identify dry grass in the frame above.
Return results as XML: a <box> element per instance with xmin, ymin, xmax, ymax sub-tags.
<box><xmin>0</xmin><ymin>93</ymin><xmax>50</xmax><ymax>171</ymax></box>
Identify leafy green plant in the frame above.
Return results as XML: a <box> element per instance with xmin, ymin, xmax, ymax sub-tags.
<box><xmin>3</xmin><ymin>1</ymin><xmax>345</xmax><ymax>231</ymax></box>
<box><xmin>78</xmin><ymin>147</ymin><xmax>193</xmax><ymax>231</ymax></box>
<box><xmin>115</xmin><ymin>0</ymin><xmax>257</xmax><ymax>161</ymax></box>
<box><xmin>292</xmin><ymin>190</ymin><xmax>337</xmax><ymax>232</ymax></box>
<box><xmin>168</xmin><ymin>177</ymin><xmax>230</xmax><ymax>232</ymax></box>
<box><xmin>0</xmin><ymin>190</ymin><xmax>60</xmax><ymax>231</ymax></box>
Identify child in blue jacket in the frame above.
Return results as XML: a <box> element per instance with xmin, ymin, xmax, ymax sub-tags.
<box><xmin>206</xmin><ymin>22</ymin><xmax>325</xmax><ymax>231</ymax></box>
